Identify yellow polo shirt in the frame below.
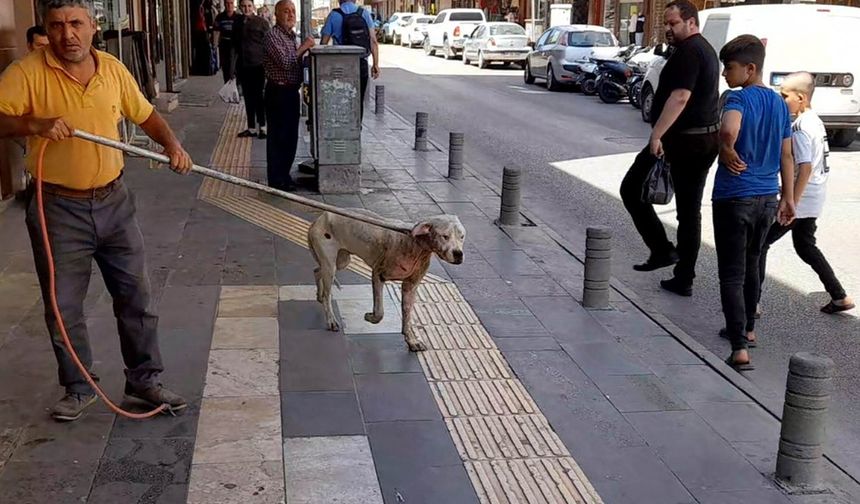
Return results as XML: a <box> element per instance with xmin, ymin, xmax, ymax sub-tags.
<box><xmin>0</xmin><ymin>47</ymin><xmax>154</xmax><ymax>190</ymax></box>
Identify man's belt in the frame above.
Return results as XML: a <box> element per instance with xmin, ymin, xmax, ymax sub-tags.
<box><xmin>678</xmin><ymin>123</ymin><xmax>720</xmax><ymax>135</ymax></box>
<box><xmin>36</xmin><ymin>174</ymin><xmax>123</xmax><ymax>200</ymax></box>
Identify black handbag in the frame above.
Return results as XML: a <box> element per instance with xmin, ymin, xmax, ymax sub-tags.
<box><xmin>642</xmin><ymin>157</ymin><xmax>674</xmax><ymax>205</ymax></box>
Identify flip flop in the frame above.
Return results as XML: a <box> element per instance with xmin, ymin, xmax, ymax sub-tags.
<box><xmin>821</xmin><ymin>301</ymin><xmax>856</xmax><ymax>315</ymax></box>
<box><xmin>718</xmin><ymin>328</ymin><xmax>758</xmax><ymax>348</ymax></box>
<box><xmin>725</xmin><ymin>355</ymin><xmax>755</xmax><ymax>372</ymax></box>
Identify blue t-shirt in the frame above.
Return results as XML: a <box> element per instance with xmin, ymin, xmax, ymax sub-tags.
<box><xmin>712</xmin><ymin>86</ymin><xmax>792</xmax><ymax>200</ymax></box>
<box><xmin>321</xmin><ymin>2</ymin><xmax>375</xmax><ymax>45</ymax></box>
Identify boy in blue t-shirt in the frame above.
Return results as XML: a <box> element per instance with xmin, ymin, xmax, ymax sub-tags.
<box><xmin>714</xmin><ymin>35</ymin><xmax>796</xmax><ymax>371</ymax></box>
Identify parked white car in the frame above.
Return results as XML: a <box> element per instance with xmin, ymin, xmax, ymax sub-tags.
<box><xmin>424</xmin><ymin>8</ymin><xmax>486</xmax><ymax>60</ymax></box>
<box><xmin>462</xmin><ymin>22</ymin><xmax>530</xmax><ymax>68</ymax></box>
<box><xmin>400</xmin><ymin>15</ymin><xmax>435</xmax><ymax>47</ymax></box>
<box><xmin>390</xmin><ymin>13</ymin><xmax>415</xmax><ymax>45</ymax></box>
<box><xmin>382</xmin><ymin>12</ymin><xmax>411</xmax><ymax>43</ymax></box>
<box><xmin>641</xmin><ymin>4</ymin><xmax>860</xmax><ymax>147</ymax></box>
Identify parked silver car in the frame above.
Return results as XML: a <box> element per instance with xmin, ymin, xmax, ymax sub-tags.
<box><xmin>523</xmin><ymin>25</ymin><xmax>619</xmax><ymax>91</ymax></box>
<box><xmin>461</xmin><ymin>22</ymin><xmax>530</xmax><ymax>68</ymax></box>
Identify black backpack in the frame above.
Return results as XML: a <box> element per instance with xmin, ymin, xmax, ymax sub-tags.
<box><xmin>335</xmin><ymin>7</ymin><xmax>371</xmax><ymax>56</ymax></box>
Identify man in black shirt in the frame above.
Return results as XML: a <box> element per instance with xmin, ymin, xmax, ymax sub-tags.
<box><xmin>620</xmin><ymin>0</ymin><xmax>719</xmax><ymax>297</ymax></box>
<box><xmin>214</xmin><ymin>0</ymin><xmax>240</xmax><ymax>83</ymax></box>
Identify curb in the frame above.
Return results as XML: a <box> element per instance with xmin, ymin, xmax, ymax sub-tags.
<box><xmin>380</xmin><ymin>103</ymin><xmax>860</xmax><ymax>487</ymax></box>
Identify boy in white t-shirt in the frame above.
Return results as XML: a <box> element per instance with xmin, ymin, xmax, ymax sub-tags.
<box><xmin>759</xmin><ymin>72</ymin><xmax>854</xmax><ymax>314</ymax></box>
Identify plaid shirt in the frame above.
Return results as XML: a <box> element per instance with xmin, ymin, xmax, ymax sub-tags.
<box><xmin>264</xmin><ymin>25</ymin><xmax>302</xmax><ymax>86</ymax></box>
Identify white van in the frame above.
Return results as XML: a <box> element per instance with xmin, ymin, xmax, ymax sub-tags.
<box><xmin>642</xmin><ymin>5</ymin><xmax>860</xmax><ymax>147</ymax></box>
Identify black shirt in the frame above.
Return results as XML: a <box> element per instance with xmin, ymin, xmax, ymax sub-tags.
<box><xmin>215</xmin><ymin>11</ymin><xmax>239</xmax><ymax>47</ymax></box>
<box><xmin>651</xmin><ymin>33</ymin><xmax>720</xmax><ymax>132</ymax></box>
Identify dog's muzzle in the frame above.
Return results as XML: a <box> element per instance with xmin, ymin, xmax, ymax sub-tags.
<box><xmin>452</xmin><ymin>250</ymin><xmax>464</xmax><ymax>264</ymax></box>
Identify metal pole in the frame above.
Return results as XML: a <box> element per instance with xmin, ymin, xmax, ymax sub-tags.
<box><xmin>530</xmin><ymin>0</ymin><xmax>537</xmax><ymax>43</ymax></box>
<box><xmin>70</xmin><ymin>130</ymin><xmax>412</xmax><ymax>234</ymax></box>
<box><xmin>448</xmin><ymin>132</ymin><xmax>464</xmax><ymax>180</ymax></box>
<box><xmin>776</xmin><ymin>352</ymin><xmax>834</xmax><ymax>488</ymax></box>
<box><xmin>414</xmin><ymin>112</ymin><xmax>428</xmax><ymax>151</ymax></box>
<box><xmin>582</xmin><ymin>227</ymin><xmax>611</xmax><ymax>309</ymax></box>
<box><xmin>497</xmin><ymin>166</ymin><xmax>521</xmax><ymax>226</ymax></box>
<box><xmin>375</xmin><ymin>85</ymin><xmax>385</xmax><ymax>115</ymax></box>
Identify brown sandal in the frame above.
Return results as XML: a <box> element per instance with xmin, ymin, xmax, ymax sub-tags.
<box><xmin>821</xmin><ymin>301</ymin><xmax>855</xmax><ymax>315</ymax></box>
<box><xmin>725</xmin><ymin>355</ymin><xmax>755</xmax><ymax>372</ymax></box>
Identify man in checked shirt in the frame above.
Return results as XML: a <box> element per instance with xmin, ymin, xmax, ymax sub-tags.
<box><xmin>264</xmin><ymin>0</ymin><xmax>315</xmax><ymax>190</ymax></box>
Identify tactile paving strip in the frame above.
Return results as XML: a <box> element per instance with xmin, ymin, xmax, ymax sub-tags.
<box><xmin>412</xmin><ymin>286</ymin><xmax>605</xmax><ymax>504</ymax></box>
<box><xmin>419</xmin><ymin>350</ymin><xmax>512</xmax><ymax>381</ymax></box>
<box><xmin>466</xmin><ymin>457</ymin><xmax>602</xmax><ymax>504</ymax></box>
<box><xmin>430</xmin><ymin>380</ymin><xmax>537</xmax><ymax>417</ymax></box>
<box><xmin>447</xmin><ymin>415</ymin><xmax>568</xmax><ymax>460</ymax></box>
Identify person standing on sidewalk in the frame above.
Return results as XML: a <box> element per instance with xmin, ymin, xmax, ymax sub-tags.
<box><xmin>213</xmin><ymin>0</ymin><xmax>240</xmax><ymax>83</ymax></box>
<box><xmin>320</xmin><ymin>0</ymin><xmax>381</xmax><ymax>120</ymax></box>
<box><xmin>0</xmin><ymin>0</ymin><xmax>193</xmax><ymax>421</ymax></box>
<box><xmin>234</xmin><ymin>0</ymin><xmax>270</xmax><ymax>139</ymax></box>
<box><xmin>716</xmin><ymin>35</ymin><xmax>795</xmax><ymax>370</ymax></box>
<box><xmin>619</xmin><ymin>0</ymin><xmax>719</xmax><ymax>297</ymax></box>
<box><xmin>264</xmin><ymin>0</ymin><xmax>314</xmax><ymax>191</ymax></box>
<box><xmin>758</xmin><ymin>72</ymin><xmax>854</xmax><ymax>315</ymax></box>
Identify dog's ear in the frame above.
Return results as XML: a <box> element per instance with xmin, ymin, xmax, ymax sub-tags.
<box><xmin>411</xmin><ymin>222</ymin><xmax>433</xmax><ymax>238</ymax></box>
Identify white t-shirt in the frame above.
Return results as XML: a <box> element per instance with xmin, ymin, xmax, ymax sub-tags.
<box><xmin>792</xmin><ymin>110</ymin><xmax>830</xmax><ymax>219</ymax></box>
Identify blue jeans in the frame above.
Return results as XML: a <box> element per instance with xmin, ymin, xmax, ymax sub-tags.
<box><xmin>713</xmin><ymin>195</ymin><xmax>778</xmax><ymax>351</ymax></box>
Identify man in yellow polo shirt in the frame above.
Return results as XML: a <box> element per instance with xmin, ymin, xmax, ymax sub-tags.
<box><xmin>0</xmin><ymin>0</ymin><xmax>193</xmax><ymax>422</ymax></box>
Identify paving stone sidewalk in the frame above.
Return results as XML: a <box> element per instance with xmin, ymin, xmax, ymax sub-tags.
<box><xmin>0</xmin><ymin>75</ymin><xmax>858</xmax><ymax>504</ymax></box>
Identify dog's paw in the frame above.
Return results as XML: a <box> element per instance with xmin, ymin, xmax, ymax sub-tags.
<box><xmin>364</xmin><ymin>312</ymin><xmax>383</xmax><ymax>324</ymax></box>
<box><xmin>326</xmin><ymin>320</ymin><xmax>341</xmax><ymax>332</ymax></box>
<box><xmin>406</xmin><ymin>339</ymin><xmax>427</xmax><ymax>352</ymax></box>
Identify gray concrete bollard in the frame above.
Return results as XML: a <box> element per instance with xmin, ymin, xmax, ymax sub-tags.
<box><xmin>583</xmin><ymin>227</ymin><xmax>612</xmax><ymax>309</ymax></box>
<box><xmin>414</xmin><ymin>112</ymin><xmax>428</xmax><ymax>151</ymax></box>
<box><xmin>448</xmin><ymin>132</ymin><xmax>464</xmax><ymax>180</ymax></box>
<box><xmin>375</xmin><ymin>85</ymin><xmax>385</xmax><ymax>115</ymax></box>
<box><xmin>776</xmin><ymin>352</ymin><xmax>834</xmax><ymax>488</ymax></box>
<box><xmin>498</xmin><ymin>167</ymin><xmax>521</xmax><ymax>226</ymax></box>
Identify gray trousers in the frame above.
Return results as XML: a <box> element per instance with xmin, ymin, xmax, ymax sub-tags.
<box><xmin>25</xmin><ymin>178</ymin><xmax>163</xmax><ymax>395</ymax></box>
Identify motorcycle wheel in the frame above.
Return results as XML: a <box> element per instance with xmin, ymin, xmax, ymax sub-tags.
<box><xmin>582</xmin><ymin>79</ymin><xmax>597</xmax><ymax>96</ymax></box>
<box><xmin>598</xmin><ymin>80</ymin><xmax>621</xmax><ymax>104</ymax></box>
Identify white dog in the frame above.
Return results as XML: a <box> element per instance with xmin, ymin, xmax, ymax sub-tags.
<box><xmin>308</xmin><ymin>210</ymin><xmax>466</xmax><ymax>351</ymax></box>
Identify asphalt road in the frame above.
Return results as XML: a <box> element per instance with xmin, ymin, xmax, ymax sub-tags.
<box><xmin>377</xmin><ymin>44</ymin><xmax>860</xmax><ymax>478</ymax></box>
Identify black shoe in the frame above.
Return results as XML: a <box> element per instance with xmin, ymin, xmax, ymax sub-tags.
<box><xmin>660</xmin><ymin>277</ymin><xmax>692</xmax><ymax>297</ymax></box>
<box><xmin>52</xmin><ymin>392</ymin><xmax>98</xmax><ymax>422</ymax></box>
<box><xmin>125</xmin><ymin>384</ymin><xmax>188</xmax><ymax>413</ymax></box>
<box><xmin>633</xmin><ymin>251</ymin><xmax>679</xmax><ymax>272</ymax></box>
<box><xmin>258</xmin><ymin>128</ymin><xmax>267</xmax><ymax>139</ymax></box>
<box><xmin>237</xmin><ymin>129</ymin><xmax>255</xmax><ymax>138</ymax></box>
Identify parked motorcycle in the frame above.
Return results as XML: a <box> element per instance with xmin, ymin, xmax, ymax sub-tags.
<box><xmin>571</xmin><ymin>59</ymin><xmax>599</xmax><ymax>95</ymax></box>
<box><xmin>596</xmin><ymin>46</ymin><xmax>649</xmax><ymax>104</ymax></box>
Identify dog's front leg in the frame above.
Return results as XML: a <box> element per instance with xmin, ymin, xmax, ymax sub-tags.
<box><xmin>364</xmin><ymin>270</ymin><xmax>385</xmax><ymax>324</ymax></box>
<box><xmin>401</xmin><ymin>280</ymin><xmax>426</xmax><ymax>352</ymax></box>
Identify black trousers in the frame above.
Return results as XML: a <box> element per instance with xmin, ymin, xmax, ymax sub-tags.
<box><xmin>620</xmin><ymin>132</ymin><xmax>719</xmax><ymax>284</ymax></box>
<box><xmin>25</xmin><ymin>181</ymin><xmax>163</xmax><ymax>395</ymax></box>
<box><xmin>714</xmin><ymin>195</ymin><xmax>778</xmax><ymax>351</ymax></box>
<box><xmin>239</xmin><ymin>65</ymin><xmax>266</xmax><ymax>130</ymax></box>
<box><xmin>759</xmin><ymin>218</ymin><xmax>846</xmax><ymax>301</ymax></box>
<box><xmin>219</xmin><ymin>44</ymin><xmax>236</xmax><ymax>83</ymax></box>
<box><xmin>266</xmin><ymin>83</ymin><xmax>301</xmax><ymax>190</ymax></box>
<box><xmin>359</xmin><ymin>58</ymin><xmax>369</xmax><ymax>121</ymax></box>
